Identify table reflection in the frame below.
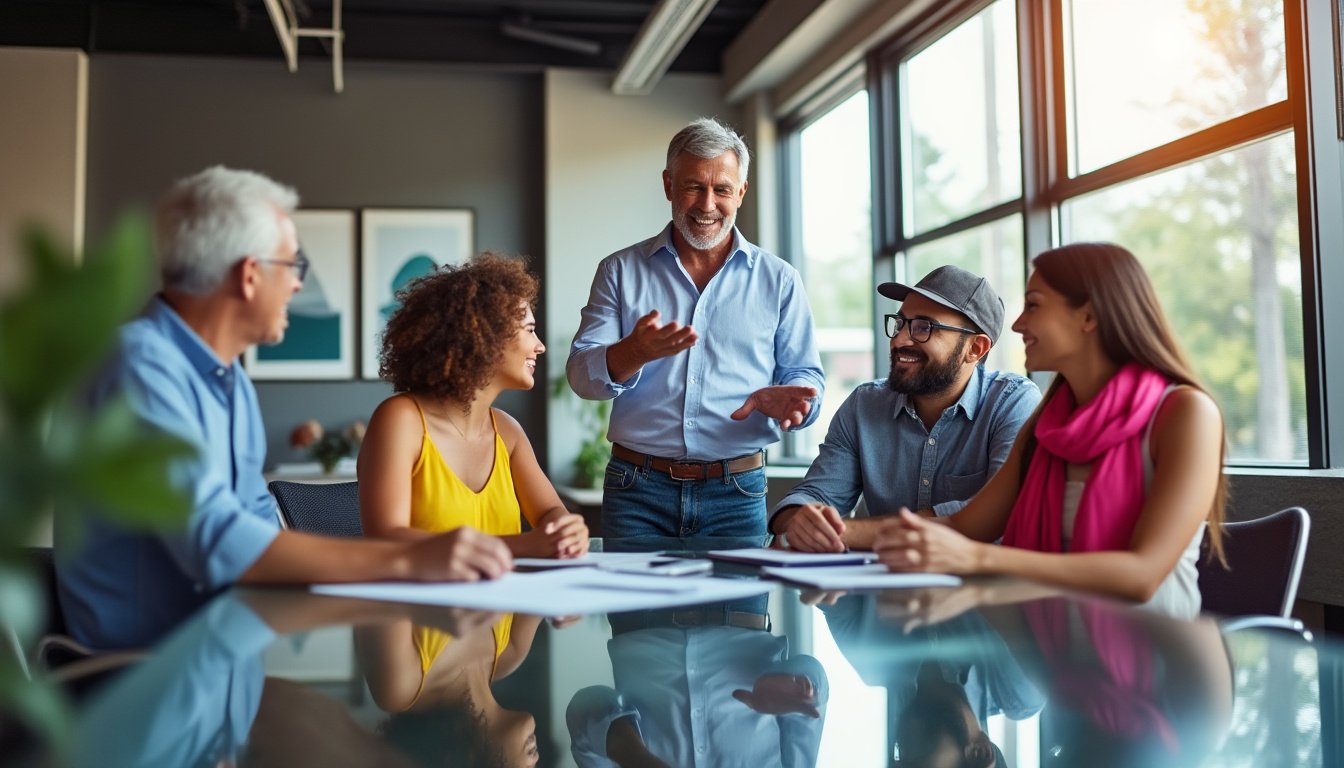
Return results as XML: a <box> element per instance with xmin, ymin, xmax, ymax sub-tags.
<box><xmin>355</xmin><ymin>610</ymin><xmax>543</xmax><ymax>767</ymax></box>
<box><xmin>56</xmin><ymin>571</ymin><xmax>1331</xmax><ymax>767</ymax></box>
<box><xmin>818</xmin><ymin>582</ymin><xmax>1233</xmax><ymax>766</ymax></box>
<box><xmin>567</xmin><ymin>594</ymin><xmax>829</xmax><ymax>767</ymax></box>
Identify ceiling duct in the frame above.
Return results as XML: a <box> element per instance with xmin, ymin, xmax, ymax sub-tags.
<box><xmin>612</xmin><ymin>0</ymin><xmax>719</xmax><ymax>96</ymax></box>
<box><xmin>500</xmin><ymin>18</ymin><xmax>602</xmax><ymax>57</ymax></box>
<box><xmin>261</xmin><ymin>0</ymin><xmax>345</xmax><ymax>93</ymax></box>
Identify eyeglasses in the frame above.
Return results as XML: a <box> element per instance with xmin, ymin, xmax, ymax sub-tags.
<box><xmin>261</xmin><ymin>247</ymin><xmax>310</xmax><ymax>282</ymax></box>
<box><xmin>884</xmin><ymin>313</ymin><xmax>978</xmax><ymax>342</ymax></box>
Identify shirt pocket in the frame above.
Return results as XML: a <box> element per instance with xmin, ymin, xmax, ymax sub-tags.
<box><xmin>942</xmin><ymin>470</ymin><xmax>988</xmax><ymax>501</ymax></box>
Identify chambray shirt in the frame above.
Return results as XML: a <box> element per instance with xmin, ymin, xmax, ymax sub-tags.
<box><xmin>56</xmin><ymin>297</ymin><xmax>281</xmax><ymax>650</ymax></box>
<box><xmin>566</xmin><ymin>225</ymin><xmax>825</xmax><ymax>460</ymax></box>
<box><xmin>771</xmin><ymin>367</ymin><xmax>1040</xmax><ymax>526</ymax></box>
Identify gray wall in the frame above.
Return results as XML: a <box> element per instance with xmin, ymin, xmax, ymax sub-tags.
<box><xmin>84</xmin><ymin>53</ymin><xmax>545</xmax><ymax>467</ymax></box>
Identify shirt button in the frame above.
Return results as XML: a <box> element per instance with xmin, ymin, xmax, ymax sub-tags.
<box><xmin>686</xmin><ymin>420</ymin><xmax>694</xmax><ymax>427</ymax></box>
<box><xmin>927</xmin><ymin>438</ymin><xmax>936</xmax><ymax>446</ymax></box>
<box><xmin>215</xmin><ymin>368</ymin><xmax>226</xmax><ymax>377</ymax></box>
<box><xmin>921</xmin><ymin>478</ymin><xmax>930</xmax><ymax>486</ymax></box>
<box><xmin>689</xmin><ymin>376</ymin><xmax>696</xmax><ymax>384</ymax></box>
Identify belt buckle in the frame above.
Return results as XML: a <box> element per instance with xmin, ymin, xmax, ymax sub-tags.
<box><xmin>668</xmin><ymin>462</ymin><xmax>703</xmax><ymax>481</ymax></box>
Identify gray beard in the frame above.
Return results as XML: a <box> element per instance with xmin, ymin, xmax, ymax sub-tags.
<box><xmin>674</xmin><ymin>213</ymin><xmax>735</xmax><ymax>251</ymax></box>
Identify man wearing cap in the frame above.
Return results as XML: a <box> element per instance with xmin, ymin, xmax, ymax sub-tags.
<box><xmin>769</xmin><ymin>265</ymin><xmax>1040</xmax><ymax>553</ymax></box>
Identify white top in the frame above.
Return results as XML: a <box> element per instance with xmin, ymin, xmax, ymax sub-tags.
<box><xmin>1059</xmin><ymin>385</ymin><xmax>1203</xmax><ymax>619</ymax></box>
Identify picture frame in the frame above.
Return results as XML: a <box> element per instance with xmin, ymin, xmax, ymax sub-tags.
<box><xmin>245</xmin><ymin>209</ymin><xmax>356</xmax><ymax>380</ymax></box>
<box><xmin>360</xmin><ymin>208</ymin><xmax>475</xmax><ymax>379</ymax></box>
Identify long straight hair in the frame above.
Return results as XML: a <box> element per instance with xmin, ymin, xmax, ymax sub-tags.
<box><xmin>1022</xmin><ymin>242</ymin><xmax>1227</xmax><ymax>563</ymax></box>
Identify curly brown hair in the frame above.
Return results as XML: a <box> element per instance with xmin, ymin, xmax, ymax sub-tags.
<box><xmin>379</xmin><ymin>253</ymin><xmax>539</xmax><ymax>405</ymax></box>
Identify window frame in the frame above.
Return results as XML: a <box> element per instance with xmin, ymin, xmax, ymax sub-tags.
<box><xmin>861</xmin><ymin>0</ymin><xmax>1344</xmax><ymax>468</ymax></box>
<box><xmin>775</xmin><ymin>69</ymin><xmax>876</xmax><ymax>462</ymax></box>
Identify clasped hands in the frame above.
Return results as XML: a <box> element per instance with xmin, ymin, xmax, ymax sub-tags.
<box><xmin>620</xmin><ymin>309</ymin><xmax>816</xmax><ymax>429</ymax></box>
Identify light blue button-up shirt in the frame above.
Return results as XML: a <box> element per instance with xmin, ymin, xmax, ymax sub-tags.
<box><xmin>772</xmin><ymin>367</ymin><xmax>1040</xmax><ymax>526</ymax></box>
<box><xmin>567</xmin><ymin>628</ymin><xmax>828</xmax><ymax>767</ymax></box>
<box><xmin>567</xmin><ymin>225</ymin><xmax>825</xmax><ymax>460</ymax></box>
<box><xmin>57</xmin><ymin>298</ymin><xmax>281</xmax><ymax>650</ymax></box>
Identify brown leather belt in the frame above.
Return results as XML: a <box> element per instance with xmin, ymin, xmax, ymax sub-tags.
<box><xmin>611</xmin><ymin>443</ymin><xmax>764</xmax><ymax>480</ymax></box>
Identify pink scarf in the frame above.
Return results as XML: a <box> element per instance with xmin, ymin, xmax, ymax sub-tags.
<box><xmin>1001</xmin><ymin>363</ymin><xmax>1168</xmax><ymax>552</ymax></box>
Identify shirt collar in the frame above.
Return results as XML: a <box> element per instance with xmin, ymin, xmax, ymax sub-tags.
<box><xmin>890</xmin><ymin>364</ymin><xmax>987</xmax><ymax>422</ymax></box>
<box><xmin>144</xmin><ymin>295</ymin><xmax>234</xmax><ymax>381</ymax></box>
<box><xmin>650</xmin><ymin>223</ymin><xmax>755</xmax><ymax>268</ymax></box>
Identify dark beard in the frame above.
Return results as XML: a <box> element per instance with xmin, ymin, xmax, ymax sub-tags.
<box><xmin>888</xmin><ymin>334</ymin><xmax>969</xmax><ymax>396</ymax></box>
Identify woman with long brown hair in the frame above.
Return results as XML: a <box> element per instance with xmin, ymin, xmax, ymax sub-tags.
<box><xmin>875</xmin><ymin>242</ymin><xmax>1226</xmax><ymax>617</ymax></box>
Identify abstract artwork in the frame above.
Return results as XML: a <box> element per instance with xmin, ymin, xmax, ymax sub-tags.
<box><xmin>360</xmin><ymin>209</ymin><xmax>474</xmax><ymax>379</ymax></box>
<box><xmin>245</xmin><ymin>209</ymin><xmax>356</xmax><ymax>380</ymax></box>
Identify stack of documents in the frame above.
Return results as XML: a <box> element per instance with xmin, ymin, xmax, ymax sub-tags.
<box><xmin>311</xmin><ymin>566</ymin><xmax>770</xmax><ymax>615</ymax></box>
<box><xmin>759</xmin><ymin>564</ymin><xmax>961</xmax><ymax>590</ymax></box>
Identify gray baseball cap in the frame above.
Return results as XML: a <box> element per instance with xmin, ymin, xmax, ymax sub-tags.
<box><xmin>877</xmin><ymin>265</ymin><xmax>1005</xmax><ymax>344</ymax></box>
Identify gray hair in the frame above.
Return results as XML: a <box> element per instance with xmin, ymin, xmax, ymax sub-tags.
<box><xmin>154</xmin><ymin>165</ymin><xmax>299</xmax><ymax>294</ymax></box>
<box><xmin>665</xmin><ymin>117</ymin><xmax>750</xmax><ymax>183</ymax></box>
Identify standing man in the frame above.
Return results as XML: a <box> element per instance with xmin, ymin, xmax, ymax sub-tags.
<box><xmin>57</xmin><ymin>166</ymin><xmax>513</xmax><ymax>651</ymax></box>
<box><xmin>770</xmin><ymin>266</ymin><xmax>1040</xmax><ymax>552</ymax></box>
<box><xmin>567</xmin><ymin>118</ymin><xmax>824</xmax><ymax>543</ymax></box>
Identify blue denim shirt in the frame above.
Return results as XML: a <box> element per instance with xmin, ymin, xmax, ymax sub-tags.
<box><xmin>57</xmin><ymin>298</ymin><xmax>280</xmax><ymax>649</ymax></box>
<box><xmin>566</xmin><ymin>225</ymin><xmax>825</xmax><ymax>460</ymax></box>
<box><xmin>771</xmin><ymin>366</ymin><xmax>1040</xmax><ymax>525</ymax></box>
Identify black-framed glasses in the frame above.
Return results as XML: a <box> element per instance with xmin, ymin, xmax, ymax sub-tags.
<box><xmin>261</xmin><ymin>247</ymin><xmax>310</xmax><ymax>282</ymax></box>
<box><xmin>884</xmin><ymin>313</ymin><xmax>978</xmax><ymax>342</ymax></box>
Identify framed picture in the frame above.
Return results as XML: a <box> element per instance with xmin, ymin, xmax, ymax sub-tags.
<box><xmin>245</xmin><ymin>209</ymin><xmax>356</xmax><ymax>380</ymax></box>
<box><xmin>360</xmin><ymin>209</ymin><xmax>474</xmax><ymax>379</ymax></box>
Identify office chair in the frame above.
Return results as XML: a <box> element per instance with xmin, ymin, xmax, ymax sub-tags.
<box><xmin>268</xmin><ymin>480</ymin><xmax>363</xmax><ymax>538</ymax></box>
<box><xmin>1198</xmin><ymin>506</ymin><xmax>1310</xmax><ymax>633</ymax></box>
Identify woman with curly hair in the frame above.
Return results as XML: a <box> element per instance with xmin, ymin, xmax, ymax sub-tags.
<box><xmin>875</xmin><ymin>243</ymin><xmax>1226</xmax><ymax>618</ymax></box>
<box><xmin>359</xmin><ymin>253</ymin><xmax>588</xmax><ymax>560</ymax></box>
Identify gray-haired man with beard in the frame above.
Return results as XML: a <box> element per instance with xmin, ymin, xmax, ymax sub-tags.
<box><xmin>769</xmin><ymin>266</ymin><xmax>1040</xmax><ymax>553</ymax></box>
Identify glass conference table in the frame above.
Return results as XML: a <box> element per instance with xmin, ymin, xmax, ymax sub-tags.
<box><xmin>55</xmin><ymin>545</ymin><xmax>1339</xmax><ymax>768</ymax></box>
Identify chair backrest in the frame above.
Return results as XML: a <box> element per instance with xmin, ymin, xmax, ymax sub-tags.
<box><xmin>1197</xmin><ymin>506</ymin><xmax>1310</xmax><ymax>618</ymax></box>
<box><xmin>268</xmin><ymin>480</ymin><xmax>363</xmax><ymax>538</ymax></box>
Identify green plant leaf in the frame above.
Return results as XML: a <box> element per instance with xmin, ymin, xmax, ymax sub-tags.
<box><xmin>0</xmin><ymin>214</ymin><xmax>152</xmax><ymax>424</ymax></box>
<box><xmin>54</xmin><ymin>401</ymin><xmax>194</xmax><ymax>530</ymax></box>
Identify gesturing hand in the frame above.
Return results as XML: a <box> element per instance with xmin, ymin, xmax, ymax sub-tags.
<box><xmin>732</xmin><ymin>673</ymin><xmax>821</xmax><ymax>718</ymax></box>
<box><xmin>626</xmin><ymin>309</ymin><xmax>699</xmax><ymax>364</ymax></box>
<box><xmin>730</xmin><ymin>385</ymin><xmax>818</xmax><ymax>430</ymax></box>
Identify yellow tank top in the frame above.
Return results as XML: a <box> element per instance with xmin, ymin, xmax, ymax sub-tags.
<box><xmin>403</xmin><ymin>395</ymin><xmax>520</xmax><ymax>703</ymax></box>
<box><xmin>406</xmin><ymin>395</ymin><xmax>522</xmax><ymax>537</ymax></box>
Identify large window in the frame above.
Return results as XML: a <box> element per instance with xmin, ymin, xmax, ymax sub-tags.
<box><xmin>867</xmin><ymin>0</ymin><xmax>1326</xmax><ymax>466</ymax></box>
<box><xmin>787</xmin><ymin>89</ymin><xmax>874</xmax><ymax>459</ymax></box>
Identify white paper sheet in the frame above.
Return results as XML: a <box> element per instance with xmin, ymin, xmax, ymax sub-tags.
<box><xmin>512</xmin><ymin>552</ymin><xmax>673</xmax><ymax>571</ymax></box>
<box><xmin>760</xmin><ymin>564</ymin><xmax>962</xmax><ymax>590</ymax></box>
<box><xmin>311</xmin><ymin>567</ymin><xmax>772</xmax><ymax>615</ymax></box>
<box><xmin>707</xmin><ymin>548</ymin><xmax>877</xmax><ymax>567</ymax></box>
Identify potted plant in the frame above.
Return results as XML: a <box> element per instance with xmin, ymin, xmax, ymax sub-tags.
<box><xmin>0</xmin><ymin>216</ymin><xmax>192</xmax><ymax>750</ymax></box>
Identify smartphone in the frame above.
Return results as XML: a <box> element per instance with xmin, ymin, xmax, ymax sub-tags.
<box><xmin>605</xmin><ymin>559</ymin><xmax>714</xmax><ymax>577</ymax></box>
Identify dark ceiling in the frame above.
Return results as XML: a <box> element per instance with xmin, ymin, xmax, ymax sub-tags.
<box><xmin>0</xmin><ymin>0</ymin><xmax>767</xmax><ymax>73</ymax></box>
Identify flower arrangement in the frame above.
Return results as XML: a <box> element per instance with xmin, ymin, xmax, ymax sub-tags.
<box><xmin>290</xmin><ymin>419</ymin><xmax>366</xmax><ymax>473</ymax></box>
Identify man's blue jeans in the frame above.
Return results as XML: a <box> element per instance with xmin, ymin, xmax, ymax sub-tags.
<box><xmin>600</xmin><ymin>454</ymin><xmax>768</xmax><ymax>545</ymax></box>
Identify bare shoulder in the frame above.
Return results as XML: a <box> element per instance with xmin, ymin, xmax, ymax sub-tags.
<box><xmin>369</xmin><ymin>394</ymin><xmax>423</xmax><ymax>431</ymax></box>
<box><xmin>491</xmin><ymin>407</ymin><xmax>527</xmax><ymax>449</ymax></box>
<box><xmin>1152</xmin><ymin>386</ymin><xmax>1223</xmax><ymax>448</ymax></box>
